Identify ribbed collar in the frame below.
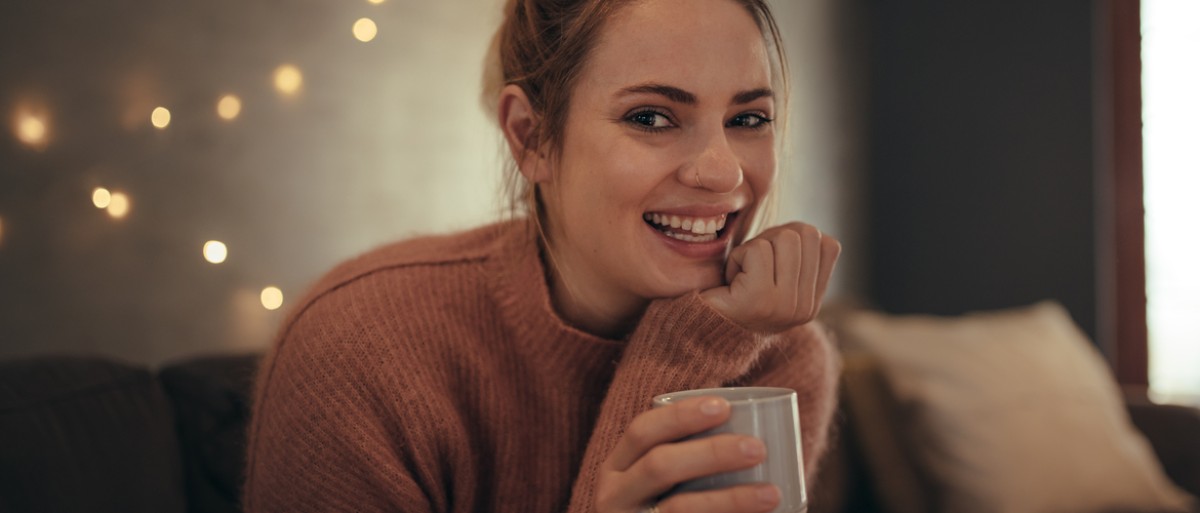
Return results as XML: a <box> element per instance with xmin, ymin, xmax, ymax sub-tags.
<box><xmin>485</xmin><ymin>219</ymin><xmax>626</xmax><ymax>374</ymax></box>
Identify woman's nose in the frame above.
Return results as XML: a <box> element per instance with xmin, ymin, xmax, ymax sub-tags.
<box><xmin>679</xmin><ymin>131</ymin><xmax>743</xmax><ymax>193</ymax></box>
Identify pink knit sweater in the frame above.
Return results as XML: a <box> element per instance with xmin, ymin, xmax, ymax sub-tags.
<box><xmin>243</xmin><ymin>220</ymin><xmax>839</xmax><ymax>512</ymax></box>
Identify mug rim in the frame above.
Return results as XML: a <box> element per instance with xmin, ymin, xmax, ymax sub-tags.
<box><xmin>652</xmin><ymin>386</ymin><xmax>797</xmax><ymax>406</ymax></box>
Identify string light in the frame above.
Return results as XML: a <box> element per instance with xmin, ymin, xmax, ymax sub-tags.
<box><xmin>92</xmin><ymin>187</ymin><xmax>112</xmax><ymax>209</ymax></box>
<box><xmin>203</xmin><ymin>240</ymin><xmax>228</xmax><ymax>264</ymax></box>
<box><xmin>217</xmin><ymin>94</ymin><xmax>242</xmax><ymax>120</ymax></box>
<box><xmin>14</xmin><ymin>112</ymin><xmax>48</xmax><ymax>147</ymax></box>
<box><xmin>151</xmin><ymin>107</ymin><xmax>171</xmax><ymax>129</ymax></box>
<box><xmin>260</xmin><ymin>286</ymin><xmax>284</xmax><ymax>310</ymax></box>
<box><xmin>107</xmin><ymin>192</ymin><xmax>130</xmax><ymax>219</ymax></box>
<box><xmin>353</xmin><ymin>18</ymin><xmax>378</xmax><ymax>42</ymax></box>
<box><xmin>273</xmin><ymin>65</ymin><xmax>303</xmax><ymax>96</ymax></box>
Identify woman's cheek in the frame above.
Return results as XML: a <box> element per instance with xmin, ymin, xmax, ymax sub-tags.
<box><xmin>745</xmin><ymin>140</ymin><xmax>777</xmax><ymax>189</ymax></box>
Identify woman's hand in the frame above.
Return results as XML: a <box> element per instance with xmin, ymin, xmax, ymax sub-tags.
<box><xmin>595</xmin><ymin>397</ymin><xmax>782</xmax><ymax>513</ymax></box>
<box><xmin>701</xmin><ymin>222</ymin><xmax>840</xmax><ymax>334</ymax></box>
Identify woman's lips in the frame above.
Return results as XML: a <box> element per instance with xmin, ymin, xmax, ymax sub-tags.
<box><xmin>642</xmin><ymin>212</ymin><xmax>728</xmax><ymax>239</ymax></box>
<box><xmin>642</xmin><ymin>211</ymin><xmax>738</xmax><ymax>258</ymax></box>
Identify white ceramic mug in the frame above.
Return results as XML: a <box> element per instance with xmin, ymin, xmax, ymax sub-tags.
<box><xmin>652</xmin><ymin>387</ymin><xmax>807</xmax><ymax>513</ymax></box>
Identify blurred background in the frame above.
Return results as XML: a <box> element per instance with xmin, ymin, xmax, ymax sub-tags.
<box><xmin>0</xmin><ymin>0</ymin><xmax>1195</xmax><ymax>401</ymax></box>
<box><xmin>0</xmin><ymin>0</ymin><xmax>866</xmax><ymax>363</ymax></box>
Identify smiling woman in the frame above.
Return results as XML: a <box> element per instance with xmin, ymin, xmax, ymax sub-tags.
<box><xmin>499</xmin><ymin>0</ymin><xmax>791</xmax><ymax>338</ymax></box>
<box><xmin>243</xmin><ymin>1</ymin><xmax>841</xmax><ymax>512</ymax></box>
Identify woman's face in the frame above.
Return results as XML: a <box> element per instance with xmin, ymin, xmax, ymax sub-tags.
<box><xmin>540</xmin><ymin>0</ymin><xmax>776</xmax><ymax>306</ymax></box>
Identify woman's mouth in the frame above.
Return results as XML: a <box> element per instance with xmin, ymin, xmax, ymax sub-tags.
<box><xmin>642</xmin><ymin>212</ymin><xmax>734</xmax><ymax>243</ymax></box>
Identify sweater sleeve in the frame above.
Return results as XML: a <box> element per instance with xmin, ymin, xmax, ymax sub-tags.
<box><xmin>243</xmin><ymin>315</ymin><xmax>439</xmax><ymax>513</ymax></box>
<box><xmin>564</xmin><ymin>291</ymin><xmax>840</xmax><ymax>512</ymax></box>
<box><xmin>732</xmin><ymin>320</ymin><xmax>841</xmax><ymax>488</ymax></box>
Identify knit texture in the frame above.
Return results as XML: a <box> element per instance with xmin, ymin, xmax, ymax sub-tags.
<box><xmin>243</xmin><ymin>220</ymin><xmax>839</xmax><ymax>512</ymax></box>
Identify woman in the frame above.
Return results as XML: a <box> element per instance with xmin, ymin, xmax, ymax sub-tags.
<box><xmin>243</xmin><ymin>0</ymin><xmax>841</xmax><ymax>512</ymax></box>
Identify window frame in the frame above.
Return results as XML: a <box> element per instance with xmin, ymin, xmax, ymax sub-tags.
<box><xmin>1096</xmin><ymin>0</ymin><xmax>1147</xmax><ymax>387</ymax></box>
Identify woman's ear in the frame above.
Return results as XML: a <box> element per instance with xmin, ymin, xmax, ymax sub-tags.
<box><xmin>498</xmin><ymin>84</ymin><xmax>550</xmax><ymax>183</ymax></box>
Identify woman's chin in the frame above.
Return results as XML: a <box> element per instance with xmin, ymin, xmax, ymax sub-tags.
<box><xmin>652</xmin><ymin>268</ymin><xmax>725</xmax><ymax>299</ymax></box>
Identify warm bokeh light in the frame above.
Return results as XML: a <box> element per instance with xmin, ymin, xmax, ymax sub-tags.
<box><xmin>203</xmin><ymin>240</ymin><xmax>228</xmax><ymax>264</ymax></box>
<box><xmin>16</xmin><ymin>113</ymin><xmax>47</xmax><ymax>146</ymax></box>
<box><xmin>367</xmin><ymin>0</ymin><xmax>384</xmax><ymax>4</ymax></box>
<box><xmin>106</xmin><ymin>192</ymin><xmax>130</xmax><ymax>219</ymax></box>
<box><xmin>0</xmin><ymin>216</ymin><xmax>5</xmax><ymax>246</ymax></box>
<box><xmin>274</xmin><ymin>65</ymin><xmax>303</xmax><ymax>96</ymax></box>
<box><xmin>92</xmin><ymin>187</ymin><xmax>112</xmax><ymax>209</ymax></box>
<box><xmin>260</xmin><ymin>286</ymin><xmax>284</xmax><ymax>310</ymax></box>
<box><xmin>353</xmin><ymin>18</ymin><xmax>378</xmax><ymax>42</ymax></box>
<box><xmin>217</xmin><ymin>94</ymin><xmax>242</xmax><ymax>120</ymax></box>
<box><xmin>151</xmin><ymin>106</ymin><xmax>171</xmax><ymax>128</ymax></box>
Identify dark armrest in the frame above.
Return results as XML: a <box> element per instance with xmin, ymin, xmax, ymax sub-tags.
<box><xmin>1126</xmin><ymin>398</ymin><xmax>1200</xmax><ymax>498</ymax></box>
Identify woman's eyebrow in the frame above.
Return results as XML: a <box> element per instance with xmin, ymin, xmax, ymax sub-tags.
<box><xmin>616</xmin><ymin>83</ymin><xmax>774</xmax><ymax>106</ymax></box>
<box><xmin>732</xmin><ymin>88</ymin><xmax>773</xmax><ymax>105</ymax></box>
<box><xmin>617</xmin><ymin>83</ymin><xmax>697</xmax><ymax>105</ymax></box>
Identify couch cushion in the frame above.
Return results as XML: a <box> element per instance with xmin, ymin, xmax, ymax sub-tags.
<box><xmin>838</xmin><ymin>302</ymin><xmax>1197</xmax><ymax>513</ymax></box>
<box><xmin>159</xmin><ymin>353</ymin><xmax>260</xmax><ymax>513</ymax></box>
<box><xmin>838</xmin><ymin>351</ymin><xmax>935</xmax><ymax>513</ymax></box>
<box><xmin>0</xmin><ymin>356</ymin><xmax>187</xmax><ymax>513</ymax></box>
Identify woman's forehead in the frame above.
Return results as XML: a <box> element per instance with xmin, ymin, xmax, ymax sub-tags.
<box><xmin>581</xmin><ymin>0</ymin><xmax>772</xmax><ymax>103</ymax></box>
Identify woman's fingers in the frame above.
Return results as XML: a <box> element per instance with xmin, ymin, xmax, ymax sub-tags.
<box><xmin>605</xmin><ymin>397</ymin><xmax>730</xmax><ymax>472</ymax></box>
<box><xmin>656</xmin><ymin>484</ymin><xmax>782</xmax><ymax>513</ymax></box>
<box><xmin>794</xmin><ymin>223</ymin><xmax>822</xmax><ymax>321</ymax></box>
<box><xmin>598</xmin><ymin>398</ymin><xmax>744</xmax><ymax>512</ymax></box>
<box><xmin>813</xmin><ymin>235</ymin><xmax>842</xmax><ymax>316</ymax></box>
<box><xmin>702</xmin><ymin>222</ymin><xmax>840</xmax><ymax>333</ymax></box>
<box><xmin>768</xmin><ymin>229</ymin><xmax>801</xmax><ymax>318</ymax></box>
<box><xmin>724</xmin><ymin>243</ymin><xmax>747</xmax><ymax>284</ymax></box>
<box><xmin>728</xmin><ymin>239</ymin><xmax>774</xmax><ymax>299</ymax></box>
<box><xmin>617</xmin><ymin>434</ymin><xmax>767</xmax><ymax>503</ymax></box>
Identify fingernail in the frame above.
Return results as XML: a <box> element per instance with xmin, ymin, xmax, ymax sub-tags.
<box><xmin>757</xmin><ymin>485</ymin><xmax>780</xmax><ymax>504</ymax></box>
<box><xmin>699</xmin><ymin>398</ymin><xmax>726</xmax><ymax>416</ymax></box>
<box><xmin>740</xmin><ymin>438</ymin><xmax>765</xmax><ymax>458</ymax></box>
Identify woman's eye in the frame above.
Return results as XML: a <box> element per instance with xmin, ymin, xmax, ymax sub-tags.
<box><xmin>728</xmin><ymin>113</ymin><xmax>773</xmax><ymax>129</ymax></box>
<box><xmin>627</xmin><ymin>110</ymin><xmax>673</xmax><ymax>130</ymax></box>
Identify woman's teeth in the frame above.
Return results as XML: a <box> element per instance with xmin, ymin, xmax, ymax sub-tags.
<box><xmin>643</xmin><ymin>212</ymin><xmax>728</xmax><ymax>242</ymax></box>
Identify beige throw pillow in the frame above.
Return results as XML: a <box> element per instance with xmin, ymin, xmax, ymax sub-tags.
<box><xmin>841</xmin><ymin>301</ymin><xmax>1196</xmax><ymax>513</ymax></box>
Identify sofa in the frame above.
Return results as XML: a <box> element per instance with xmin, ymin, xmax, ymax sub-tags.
<box><xmin>808</xmin><ymin>353</ymin><xmax>1200</xmax><ymax>513</ymax></box>
<box><xmin>0</xmin><ymin>354</ymin><xmax>258</xmax><ymax>513</ymax></box>
<box><xmin>1</xmin><ymin>319</ymin><xmax>1197</xmax><ymax>512</ymax></box>
<box><xmin>810</xmin><ymin>302</ymin><xmax>1200</xmax><ymax>513</ymax></box>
